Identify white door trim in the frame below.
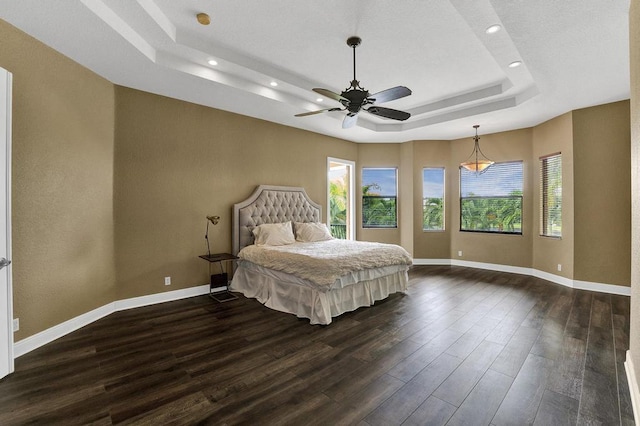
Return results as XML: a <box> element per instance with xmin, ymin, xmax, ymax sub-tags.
<box><xmin>327</xmin><ymin>157</ymin><xmax>355</xmax><ymax>240</ymax></box>
<box><xmin>0</xmin><ymin>67</ymin><xmax>13</xmax><ymax>379</ymax></box>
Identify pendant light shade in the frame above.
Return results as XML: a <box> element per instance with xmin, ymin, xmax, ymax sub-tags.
<box><xmin>460</xmin><ymin>125</ymin><xmax>494</xmax><ymax>173</ymax></box>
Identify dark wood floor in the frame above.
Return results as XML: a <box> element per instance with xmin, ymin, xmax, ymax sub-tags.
<box><xmin>0</xmin><ymin>266</ymin><xmax>634</xmax><ymax>425</ymax></box>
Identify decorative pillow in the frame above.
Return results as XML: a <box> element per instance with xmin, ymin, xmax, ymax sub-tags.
<box><xmin>252</xmin><ymin>221</ymin><xmax>295</xmax><ymax>246</ymax></box>
<box><xmin>294</xmin><ymin>222</ymin><xmax>334</xmax><ymax>242</ymax></box>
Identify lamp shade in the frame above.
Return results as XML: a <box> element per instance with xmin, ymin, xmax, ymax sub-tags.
<box><xmin>460</xmin><ymin>159</ymin><xmax>494</xmax><ymax>173</ymax></box>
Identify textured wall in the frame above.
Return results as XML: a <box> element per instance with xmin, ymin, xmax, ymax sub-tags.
<box><xmin>573</xmin><ymin>101</ymin><xmax>631</xmax><ymax>286</ymax></box>
<box><xmin>113</xmin><ymin>87</ymin><xmax>357</xmax><ymax>300</ymax></box>
<box><xmin>532</xmin><ymin>112</ymin><xmax>574</xmax><ymax>279</ymax></box>
<box><xmin>411</xmin><ymin>140</ymin><xmax>451</xmax><ymax>259</ymax></box>
<box><xmin>0</xmin><ymin>20</ymin><xmax>116</xmax><ymax>340</ymax></box>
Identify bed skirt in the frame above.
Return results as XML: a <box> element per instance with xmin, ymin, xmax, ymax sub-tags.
<box><xmin>229</xmin><ymin>262</ymin><xmax>409</xmax><ymax>325</ymax></box>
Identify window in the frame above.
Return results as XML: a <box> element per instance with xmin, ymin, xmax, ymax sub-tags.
<box><xmin>460</xmin><ymin>161</ymin><xmax>523</xmax><ymax>234</ymax></box>
<box><xmin>540</xmin><ymin>153</ymin><xmax>562</xmax><ymax>237</ymax></box>
<box><xmin>362</xmin><ymin>168</ymin><xmax>397</xmax><ymax>228</ymax></box>
<box><xmin>423</xmin><ymin>168</ymin><xmax>445</xmax><ymax>231</ymax></box>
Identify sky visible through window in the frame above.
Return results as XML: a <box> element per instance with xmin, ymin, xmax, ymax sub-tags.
<box><xmin>362</xmin><ymin>168</ymin><xmax>397</xmax><ymax>195</ymax></box>
<box><xmin>423</xmin><ymin>168</ymin><xmax>444</xmax><ymax>198</ymax></box>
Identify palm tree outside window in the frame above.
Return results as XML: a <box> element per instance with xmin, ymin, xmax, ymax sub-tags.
<box><xmin>362</xmin><ymin>168</ymin><xmax>397</xmax><ymax>228</ymax></box>
<box><xmin>423</xmin><ymin>167</ymin><xmax>445</xmax><ymax>231</ymax></box>
<box><xmin>460</xmin><ymin>161</ymin><xmax>523</xmax><ymax>234</ymax></box>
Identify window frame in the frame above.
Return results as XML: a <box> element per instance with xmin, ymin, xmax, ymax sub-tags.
<box><xmin>361</xmin><ymin>167</ymin><xmax>398</xmax><ymax>229</ymax></box>
<box><xmin>459</xmin><ymin>160</ymin><xmax>524</xmax><ymax>235</ymax></box>
<box><xmin>540</xmin><ymin>153</ymin><xmax>562</xmax><ymax>238</ymax></box>
<box><xmin>422</xmin><ymin>167</ymin><xmax>445</xmax><ymax>232</ymax></box>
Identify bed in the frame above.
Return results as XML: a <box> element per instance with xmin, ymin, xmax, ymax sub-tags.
<box><xmin>229</xmin><ymin>185</ymin><xmax>412</xmax><ymax>325</ymax></box>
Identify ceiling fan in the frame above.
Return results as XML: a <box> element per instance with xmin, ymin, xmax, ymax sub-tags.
<box><xmin>295</xmin><ymin>36</ymin><xmax>412</xmax><ymax>129</ymax></box>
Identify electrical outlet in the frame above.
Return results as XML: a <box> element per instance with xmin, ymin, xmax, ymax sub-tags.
<box><xmin>164</xmin><ymin>276</ymin><xmax>171</xmax><ymax>286</ymax></box>
<box><xmin>12</xmin><ymin>318</ymin><xmax>18</xmax><ymax>332</ymax></box>
<box><xmin>557</xmin><ymin>264</ymin><xmax>562</xmax><ymax>272</ymax></box>
<box><xmin>458</xmin><ymin>250</ymin><xmax>463</xmax><ymax>257</ymax></box>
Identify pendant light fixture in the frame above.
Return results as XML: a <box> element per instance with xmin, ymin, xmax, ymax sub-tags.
<box><xmin>460</xmin><ymin>125</ymin><xmax>494</xmax><ymax>174</ymax></box>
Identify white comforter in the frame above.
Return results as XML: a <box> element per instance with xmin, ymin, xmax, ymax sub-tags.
<box><xmin>237</xmin><ymin>239</ymin><xmax>412</xmax><ymax>287</ymax></box>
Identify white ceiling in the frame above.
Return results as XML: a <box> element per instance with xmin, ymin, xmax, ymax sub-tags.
<box><xmin>0</xmin><ymin>0</ymin><xmax>630</xmax><ymax>142</ymax></box>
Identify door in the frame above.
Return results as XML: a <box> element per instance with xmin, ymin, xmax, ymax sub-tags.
<box><xmin>0</xmin><ymin>67</ymin><xmax>13</xmax><ymax>379</ymax></box>
<box><xmin>327</xmin><ymin>158</ymin><xmax>355</xmax><ymax>240</ymax></box>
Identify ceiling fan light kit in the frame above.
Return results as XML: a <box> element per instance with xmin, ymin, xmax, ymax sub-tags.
<box><xmin>295</xmin><ymin>37</ymin><xmax>412</xmax><ymax>129</ymax></box>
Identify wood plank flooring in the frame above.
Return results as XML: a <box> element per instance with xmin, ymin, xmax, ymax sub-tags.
<box><xmin>0</xmin><ymin>266</ymin><xmax>634</xmax><ymax>425</ymax></box>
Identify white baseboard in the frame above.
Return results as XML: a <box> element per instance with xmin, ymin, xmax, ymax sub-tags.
<box><xmin>451</xmin><ymin>259</ymin><xmax>533</xmax><ymax>277</ymax></box>
<box><xmin>625</xmin><ymin>350</ymin><xmax>640</xmax><ymax>423</ymax></box>
<box><xmin>573</xmin><ymin>279</ymin><xmax>631</xmax><ymax>296</ymax></box>
<box><xmin>14</xmin><ymin>302</ymin><xmax>115</xmax><ymax>358</ymax></box>
<box><xmin>415</xmin><ymin>259</ymin><xmax>631</xmax><ymax>296</ymax></box>
<box><xmin>412</xmin><ymin>259</ymin><xmax>451</xmax><ymax>266</ymax></box>
<box><xmin>14</xmin><ymin>284</ymin><xmax>212</xmax><ymax>358</ymax></box>
<box><xmin>114</xmin><ymin>284</ymin><xmax>210</xmax><ymax>311</ymax></box>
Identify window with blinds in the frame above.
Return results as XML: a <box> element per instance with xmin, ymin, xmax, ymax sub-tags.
<box><xmin>460</xmin><ymin>161</ymin><xmax>523</xmax><ymax>234</ymax></box>
<box><xmin>422</xmin><ymin>168</ymin><xmax>445</xmax><ymax>231</ymax></box>
<box><xmin>540</xmin><ymin>153</ymin><xmax>562</xmax><ymax>237</ymax></box>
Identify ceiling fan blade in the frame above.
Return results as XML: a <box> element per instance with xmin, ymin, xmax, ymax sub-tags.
<box><xmin>313</xmin><ymin>88</ymin><xmax>349</xmax><ymax>103</ymax></box>
<box><xmin>368</xmin><ymin>86</ymin><xmax>412</xmax><ymax>104</ymax></box>
<box><xmin>295</xmin><ymin>107</ymin><xmax>342</xmax><ymax>117</ymax></box>
<box><xmin>342</xmin><ymin>113</ymin><xmax>358</xmax><ymax>129</ymax></box>
<box><xmin>366</xmin><ymin>106</ymin><xmax>411</xmax><ymax>121</ymax></box>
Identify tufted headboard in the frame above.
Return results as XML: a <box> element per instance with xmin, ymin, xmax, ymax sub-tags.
<box><xmin>232</xmin><ymin>185</ymin><xmax>322</xmax><ymax>255</ymax></box>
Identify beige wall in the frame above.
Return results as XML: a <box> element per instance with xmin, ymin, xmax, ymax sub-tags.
<box><xmin>399</xmin><ymin>142</ymin><xmax>414</xmax><ymax>255</ymax></box>
<box><xmin>532</xmin><ymin>112</ymin><xmax>574</xmax><ymax>278</ymax></box>
<box><xmin>573</xmin><ymin>101</ymin><xmax>631</xmax><ymax>286</ymax></box>
<box><xmin>629</xmin><ymin>0</ymin><xmax>640</xmax><ymax>400</ymax></box>
<box><xmin>0</xmin><ymin>20</ymin><xmax>116</xmax><ymax>340</ymax></box>
<box><xmin>114</xmin><ymin>87</ymin><xmax>357</xmax><ymax>299</ymax></box>
<box><xmin>412</xmin><ymin>140</ymin><xmax>451</xmax><ymax>259</ymax></box>
<box><xmin>449</xmin><ymin>128</ymin><xmax>534</xmax><ymax>268</ymax></box>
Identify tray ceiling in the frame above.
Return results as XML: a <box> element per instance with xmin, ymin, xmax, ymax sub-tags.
<box><xmin>0</xmin><ymin>0</ymin><xmax>630</xmax><ymax>142</ymax></box>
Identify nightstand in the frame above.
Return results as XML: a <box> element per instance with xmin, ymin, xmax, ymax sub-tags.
<box><xmin>198</xmin><ymin>253</ymin><xmax>238</xmax><ymax>302</ymax></box>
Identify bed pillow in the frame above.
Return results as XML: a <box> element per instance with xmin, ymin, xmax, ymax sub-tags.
<box><xmin>252</xmin><ymin>221</ymin><xmax>295</xmax><ymax>246</ymax></box>
<box><xmin>294</xmin><ymin>222</ymin><xmax>334</xmax><ymax>242</ymax></box>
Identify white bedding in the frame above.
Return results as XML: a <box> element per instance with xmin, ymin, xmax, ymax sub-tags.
<box><xmin>236</xmin><ymin>239</ymin><xmax>413</xmax><ymax>288</ymax></box>
<box><xmin>230</xmin><ymin>261</ymin><xmax>409</xmax><ymax>325</ymax></box>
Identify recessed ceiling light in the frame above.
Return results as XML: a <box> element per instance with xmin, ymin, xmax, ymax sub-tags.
<box><xmin>485</xmin><ymin>24</ymin><xmax>502</xmax><ymax>34</ymax></box>
<box><xmin>207</xmin><ymin>59</ymin><xmax>218</xmax><ymax>66</ymax></box>
<box><xmin>196</xmin><ymin>13</ymin><xmax>210</xmax><ymax>26</ymax></box>
<box><xmin>316</xmin><ymin>98</ymin><xmax>323</xmax><ymax>102</ymax></box>
<box><xmin>270</xmin><ymin>81</ymin><xmax>278</xmax><ymax>87</ymax></box>
<box><xmin>508</xmin><ymin>60</ymin><xmax>523</xmax><ymax>68</ymax></box>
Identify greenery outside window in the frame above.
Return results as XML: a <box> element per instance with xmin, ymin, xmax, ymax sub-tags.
<box><xmin>423</xmin><ymin>168</ymin><xmax>445</xmax><ymax>231</ymax></box>
<box><xmin>362</xmin><ymin>168</ymin><xmax>397</xmax><ymax>228</ymax></box>
<box><xmin>540</xmin><ymin>153</ymin><xmax>562</xmax><ymax>237</ymax></box>
<box><xmin>460</xmin><ymin>161</ymin><xmax>523</xmax><ymax>234</ymax></box>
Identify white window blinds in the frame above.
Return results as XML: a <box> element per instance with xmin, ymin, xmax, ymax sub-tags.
<box><xmin>540</xmin><ymin>153</ymin><xmax>562</xmax><ymax>237</ymax></box>
<box><xmin>460</xmin><ymin>161</ymin><xmax>523</xmax><ymax>234</ymax></box>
